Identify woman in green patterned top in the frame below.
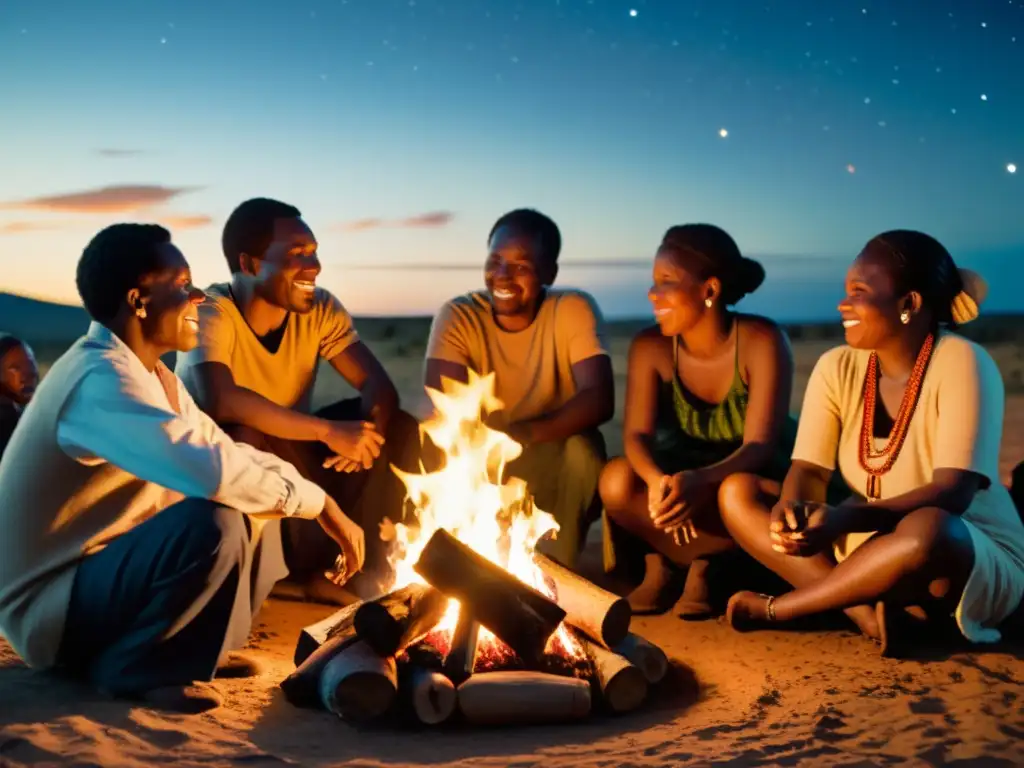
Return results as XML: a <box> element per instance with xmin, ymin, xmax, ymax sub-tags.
<box><xmin>599</xmin><ymin>224</ymin><xmax>798</xmax><ymax>617</ymax></box>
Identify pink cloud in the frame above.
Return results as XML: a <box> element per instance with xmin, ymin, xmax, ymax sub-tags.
<box><xmin>157</xmin><ymin>214</ymin><xmax>213</xmax><ymax>230</ymax></box>
<box><xmin>0</xmin><ymin>184</ymin><xmax>202</xmax><ymax>214</ymax></box>
<box><xmin>0</xmin><ymin>221</ymin><xmax>66</xmax><ymax>234</ymax></box>
<box><xmin>336</xmin><ymin>210</ymin><xmax>455</xmax><ymax>232</ymax></box>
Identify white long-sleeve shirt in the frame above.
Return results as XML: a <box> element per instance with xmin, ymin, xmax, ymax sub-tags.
<box><xmin>0</xmin><ymin>323</ymin><xmax>326</xmax><ymax>668</ymax></box>
<box><xmin>56</xmin><ymin>323</ymin><xmax>325</xmax><ymax>519</ymax></box>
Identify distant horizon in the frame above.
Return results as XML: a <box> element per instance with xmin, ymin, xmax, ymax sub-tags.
<box><xmin>4</xmin><ymin>239</ymin><xmax>1020</xmax><ymax>326</ymax></box>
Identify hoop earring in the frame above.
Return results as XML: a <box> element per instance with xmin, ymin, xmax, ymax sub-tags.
<box><xmin>899</xmin><ymin>310</ymin><xmax>910</xmax><ymax>325</ymax></box>
<box><xmin>704</xmin><ymin>298</ymin><xmax>713</xmax><ymax>308</ymax></box>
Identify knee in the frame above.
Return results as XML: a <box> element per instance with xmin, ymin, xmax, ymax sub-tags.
<box><xmin>563</xmin><ymin>433</ymin><xmax>605</xmax><ymax>472</ymax></box>
<box><xmin>170</xmin><ymin>499</ymin><xmax>250</xmax><ymax>566</ymax></box>
<box><xmin>717</xmin><ymin>473</ymin><xmax>760</xmax><ymax>527</ymax></box>
<box><xmin>599</xmin><ymin>457</ymin><xmax>639</xmax><ymax>517</ymax></box>
<box><xmin>893</xmin><ymin>507</ymin><xmax>970</xmax><ymax>569</ymax></box>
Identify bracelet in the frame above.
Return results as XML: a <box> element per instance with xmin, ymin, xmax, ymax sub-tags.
<box><xmin>758</xmin><ymin>593</ymin><xmax>777</xmax><ymax>622</ymax></box>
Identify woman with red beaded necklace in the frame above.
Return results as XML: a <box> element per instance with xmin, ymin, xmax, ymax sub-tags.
<box><xmin>716</xmin><ymin>230</ymin><xmax>1024</xmax><ymax>656</ymax></box>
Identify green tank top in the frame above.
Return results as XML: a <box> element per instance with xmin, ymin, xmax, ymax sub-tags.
<box><xmin>670</xmin><ymin>333</ymin><xmax>747</xmax><ymax>443</ymax></box>
<box><xmin>650</xmin><ymin>325</ymin><xmax>796</xmax><ymax>479</ymax></box>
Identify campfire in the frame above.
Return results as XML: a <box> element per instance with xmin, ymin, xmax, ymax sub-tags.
<box><xmin>281</xmin><ymin>372</ymin><xmax>669</xmax><ymax>727</ymax></box>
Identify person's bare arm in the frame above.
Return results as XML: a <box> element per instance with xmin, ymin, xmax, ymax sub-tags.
<box><xmin>621</xmin><ymin>331</ymin><xmax>666</xmax><ymax>488</ymax></box>
<box><xmin>513</xmin><ymin>355</ymin><xmax>614</xmax><ymax>444</ymax></box>
<box><xmin>691</xmin><ymin>320</ymin><xmax>795</xmax><ymax>486</ymax></box>
<box><xmin>840</xmin><ymin>469</ymin><xmax>982</xmax><ymax>532</ymax></box>
<box><xmin>778</xmin><ymin>459</ymin><xmax>834</xmax><ymax>507</ymax></box>
<box><xmin>424</xmin><ymin>358</ymin><xmax>470</xmax><ymax>391</ymax></box>
<box><xmin>192</xmin><ymin>361</ymin><xmax>331</xmax><ymax>442</ymax></box>
<box><xmin>329</xmin><ymin>340</ymin><xmax>399</xmax><ymax>433</ymax></box>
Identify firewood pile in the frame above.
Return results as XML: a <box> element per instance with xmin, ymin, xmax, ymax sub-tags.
<box><xmin>281</xmin><ymin>528</ymin><xmax>670</xmax><ymax>727</ymax></box>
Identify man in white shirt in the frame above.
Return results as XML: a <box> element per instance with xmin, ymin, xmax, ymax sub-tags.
<box><xmin>0</xmin><ymin>223</ymin><xmax>364</xmax><ymax>714</ymax></box>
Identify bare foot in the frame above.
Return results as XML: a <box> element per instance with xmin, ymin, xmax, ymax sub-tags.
<box><xmin>138</xmin><ymin>683</ymin><xmax>223</xmax><ymax>714</ymax></box>
<box><xmin>627</xmin><ymin>553</ymin><xmax>686</xmax><ymax>615</ymax></box>
<box><xmin>216</xmin><ymin>651</ymin><xmax>265</xmax><ymax>679</ymax></box>
<box><xmin>845</xmin><ymin>604</ymin><xmax>882</xmax><ymax>641</ymax></box>
<box><xmin>725</xmin><ymin>591</ymin><xmax>771</xmax><ymax>631</ymax></box>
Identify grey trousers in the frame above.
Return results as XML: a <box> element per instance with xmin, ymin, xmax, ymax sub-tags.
<box><xmin>57</xmin><ymin>498</ymin><xmax>286</xmax><ymax>694</ymax></box>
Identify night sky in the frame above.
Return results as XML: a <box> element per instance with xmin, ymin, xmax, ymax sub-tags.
<box><xmin>1</xmin><ymin>0</ymin><xmax>1021</xmax><ymax>320</ymax></box>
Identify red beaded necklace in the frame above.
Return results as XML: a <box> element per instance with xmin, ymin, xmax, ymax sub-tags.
<box><xmin>858</xmin><ymin>333</ymin><xmax>935</xmax><ymax>501</ymax></box>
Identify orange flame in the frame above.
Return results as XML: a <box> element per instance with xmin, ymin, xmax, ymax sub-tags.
<box><xmin>386</xmin><ymin>371</ymin><xmax>582</xmax><ymax>662</ymax></box>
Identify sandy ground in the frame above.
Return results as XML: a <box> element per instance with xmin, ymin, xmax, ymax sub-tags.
<box><xmin>2</xmin><ymin>330</ymin><xmax>1023</xmax><ymax>767</ymax></box>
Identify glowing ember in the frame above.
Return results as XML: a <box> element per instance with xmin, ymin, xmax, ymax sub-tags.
<box><xmin>385</xmin><ymin>371</ymin><xmax>583</xmax><ymax>665</ymax></box>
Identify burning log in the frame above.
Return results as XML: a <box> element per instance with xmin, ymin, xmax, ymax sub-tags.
<box><xmin>354</xmin><ymin>585</ymin><xmax>449</xmax><ymax>657</ymax></box>
<box><xmin>533</xmin><ymin>551</ymin><xmax>631</xmax><ymax>649</ymax></box>
<box><xmin>397</xmin><ymin>645</ymin><xmax>458</xmax><ymax>726</ymax></box>
<box><xmin>414</xmin><ymin>528</ymin><xmax>566</xmax><ymax>666</ymax></box>
<box><xmin>284</xmin><ymin>584</ymin><xmax>445</xmax><ymax>708</ymax></box>
<box><xmin>405</xmin><ymin>667</ymin><xmax>458</xmax><ymax>726</ymax></box>
<box><xmin>294</xmin><ymin>583</ymin><xmax>447</xmax><ymax>665</ymax></box>
<box><xmin>457</xmin><ymin>671</ymin><xmax>592</xmax><ymax>726</ymax></box>
<box><xmin>443</xmin><ymin>608</ymin><xmax>480</xmax><ymax>685</ymax></box>
<box><xmin>293</xmin><ymin>601</ymin><xmax>360</xmax><ymax>669</ymax></box>
<box><xmin>319</xmin><ymin>640</ymin><xmax>398</xmax><ymax>722</ymax></box>
<box><xmin>578</xmin><ymin>635</ymin><xmax>648</xmax><ymax>714</ymax></box>
<box><xmin>614</xmin><ymin>633</ymin><xmax>668</xmax><ymax>685</ymax></box>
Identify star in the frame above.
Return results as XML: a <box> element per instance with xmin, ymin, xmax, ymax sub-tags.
<box><xmin>1009</xmin><ymin>163</ymin><xmax>1018</xmax><ymax>174</ymax></box>
<box><xmin>718</xmin><ymin>128</ymin><xmax>728</xmax><ymax>138</ymax></box>
<box><xmin>981</xmin><ymin>93</ymin><xmax>988</xmax><ymax>101</ymax></box>
<box><xmin>629</xmin><ymin>9</ymin><xmax>637</xmax><ymax>17</ymax></box>
<box><xmin>847</xmin><ymin>164</ymin><xmax>856</xmax><ymax>174</ymax></box>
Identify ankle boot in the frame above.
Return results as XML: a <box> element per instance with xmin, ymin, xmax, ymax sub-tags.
<box><xmin>627</xmin><ymin>553</ymin><xmax>686</xmax><ymax>615</ymax></box>
<box><xmin>676</xmin><ymin>558</ymin><xmax>715</xmax><ymax>620</ymax></box>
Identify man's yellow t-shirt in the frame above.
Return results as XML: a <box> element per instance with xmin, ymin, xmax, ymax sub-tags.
<box><xmin>176</xmin><ymin>283</ymin><xmax>359</xmax><ymax>413</ymax></box>
<box><xmin>425</xmin><ymin>289</ymin><xmax>609</xmax><ymax>426</ymax></box>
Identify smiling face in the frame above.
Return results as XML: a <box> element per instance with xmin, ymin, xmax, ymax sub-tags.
<box><xmin>0</xmin><ymin>342</ymin><xmax>38</xmax><ymax>405</ymax></box>
<box><xmin>135</xmin><ymin>243</ymin><xmax>206</xmax><ymax>353</ymax></box>
<box><xmin>838</xmin><ymin>250</ymin><xmax>912</xmax><ymax>350</ymax></box>
<box><xmin>647</xmin><ymin>247</ymin><xmax>714</xmax><ymax>336</ymax></box>
<box><xmin>484</xmin><ymin>224</ymin><xmax>553</xmax><ymax>321</ymax></box>
<box><xmin>246</xmin><ymin>216</ymin><xmax>321</xmax><ymax>313</ymax></box>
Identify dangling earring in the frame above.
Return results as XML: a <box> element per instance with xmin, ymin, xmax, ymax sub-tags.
<box><xmin>899</xmin><ymin>310</ymin><xmax>910</xmax><ymax>325</ymax></box>
<box><xmin>704</xmin><ymin>298</ymin><xmax>713</xmax><ymax>308</ymax></box>
<box><xmin>136</xmin><ymin>306</ymin><xmax>147</xmax><ymax>320</ymax></box>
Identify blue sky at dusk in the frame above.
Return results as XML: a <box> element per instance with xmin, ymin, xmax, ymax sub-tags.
<box><xmin>1</xmin><ymin>0</ymin><xmax>1021</xmax><ymax>320</ymax></box>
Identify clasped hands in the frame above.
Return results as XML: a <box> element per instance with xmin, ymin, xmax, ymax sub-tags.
<box><xmin>319</xmin><ymin>420</ymin><xmax>385</xmax><ymax>473</ymax></box>
<box><xmin>647</xmin><ymin>470</ymin><xmax>714</xmax><ymax>545</ymax></box>
<box><xmin>769</xmin><ymin>499</ymin><xmax>854</xmax><ymax>557</ymax></box>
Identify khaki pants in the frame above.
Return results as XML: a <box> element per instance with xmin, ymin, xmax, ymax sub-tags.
<box><xmin>504</xmin><ymin>430</ymin><xmax>607</xmax><ymax>569</ymax></box>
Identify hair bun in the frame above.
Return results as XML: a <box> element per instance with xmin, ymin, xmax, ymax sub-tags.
<box><xmin>950</xmin><ymin>267</ymin><xmax>988</xmax><ymax>325</ymax></box>
<box><xmin>739</xmin><ymin>257</ymin><xmax>766</xmax><ymax>295</ymax></box>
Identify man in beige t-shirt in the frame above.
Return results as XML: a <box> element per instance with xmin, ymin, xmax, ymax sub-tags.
<box><xmin>176</xmin><ymin>198</ymin><xmax>420</xmax><ymax>596</ymax></box>
<box><xmin>425</xmin><ymin>208</ymin><xmax>615</xmax><ymax>566</ymax></box>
